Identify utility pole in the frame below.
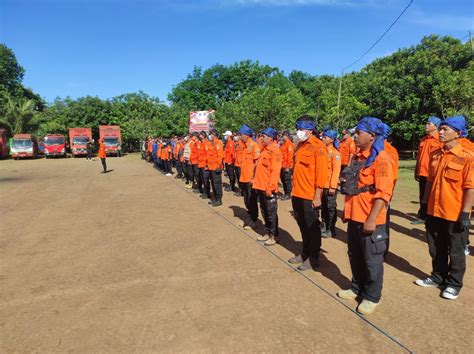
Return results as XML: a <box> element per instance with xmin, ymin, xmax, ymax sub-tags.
<box><xmin>469</xmin><ymin>30</ymin><xmax>473</xmax><ymax>61</ymax></box>
<box><xmin>336</xmin><ymin>70</ymin><xmax>344</xmax><ymax>129</ymax></box>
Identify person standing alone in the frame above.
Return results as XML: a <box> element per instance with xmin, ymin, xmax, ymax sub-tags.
<box><xmin>98</xmin><ymin>138</ymin><xmax>107</xmax><ymax>173</ymax></box>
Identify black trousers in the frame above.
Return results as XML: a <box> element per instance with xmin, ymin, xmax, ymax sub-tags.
<box><xmin>86</xmin><ymin>149</ymin><xmax>92</xmax><ymax>160</ymax></box>
<box><xmin>199</xmin><ymin>168</ymin><xmax>210</xmax><ymax>197</ymax></box>
<box><xmin>280</xmin><ymin>169</ymin><xmax>293</xmax><ymax>195</ymax></box>
<box><xmin>426</xmin><ymin>215</ymin><xmax>467</xmax><ymax>290</ymax></box>
<box><xmin>234</xmin><ymin>166</ymin><xmax>242</xmax><ymax>190</ymax></box>
<box><xmin>241</xmin><ymin>182</ymin><xmax>258</xmax><ymax>222</ymax></box>
<box><xmin>321</xmin><ymin>188</ymin><xmax>337</xmax><ymax>233</ymax></box>
<box><xmin>176</xmin><ymin>160</ymin><xmax>183</xmax><ymax>176</ymax></box>
<box><xmin>257</xmin><ymin>190</ymin><xmax>279</xmax><ymax>236</ymax></box>
<box><xmin>164</xmin><ymin>160</ymin><xmax>172</xmax><ymax>174</ymax></box>
<box><xmin>225</xmin><ymin>163</ymin><xmax>236</xmax><ymax>190</ymax></box>
<box><xmin>183</xmin><ymin>162</ymin><xmax>190</xmax><ymax>181</ymax></box>
<box><xmin>210</xmin><ymin>169</ymin><xmax>223</xmax><ymax>200</ymax></box>
<box><xmin>187</xmin><ymin>163</ymin><xmax>195</xmax><ymax>184</ymax></box>
<box><xmin>417</xmin><ymin>176</ymin><xmax>427</xmax><ymax>217</ymax></box>
<box><xmin>347</xmin><ymin>221</ymin><xmax>387</xmax><ymax>303</ymax></box>
<box><xmin>100</xmin><ymin>158</ymin><xmax>107</xmax><ymax>172</ymax></box>
<box><xmin>193</xmin><ymin>165</ymin><xmax>201</xmax><ymax>190</ymax></box>
<box><xmin>291</xmin><ymin>197</ymin><xmax>321</xmax><ymax>259</ymax></box>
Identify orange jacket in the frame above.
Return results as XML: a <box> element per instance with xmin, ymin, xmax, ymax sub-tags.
<box><xmin>416</xmin><ymin>132</ymin><xmax>441</xmax><ymax>178</ymax></box>
<box><xmin>324</xmin><ymin>144</ymin><xmax>341</xmax><ymax>189</ymax></box>
<box><xmin>197</xmin><ymin>140</ymin><xmax>208</xmax><ymax>168</ymax></box>
<box><xmin>252</xmin><ymin>142</ymin><xmax>282</xmax><ymax>194</ymax></box>
<box><xmin>291</xmin><ymin>135</ymin><xmax>328</xmax><ymax>201</ymax></box>
<box><xmin>280</xmin><ymin>139</ymin><xmax>294</xmax><ymax>169</ymax></box>
<box><xmin>224</xmin><ymin>139</ymin><xmax>235</xmax><ymax>164</ymax></box>
<box><xmin>163</xmin><ymin>145</ymin><xmax>172</xmax><ymax>161</ymax></box>
<box><xmin>173</xmin><ymin>142</ymin><xmax>181</xmax><ymax>158</ymax></box>
<box><xmin>207</xmin><ymin>138</ymin><xmax>224</xmax><ymax>171</ymax></box>
<box><xmin>189</xmin><ymin>139</ymin><xmax>199</xmax><ymax>165</ymax></box>
<box><xmin>147</xmin><ymin>140</ymin><xmax>152</xmax><ymax>152</ymax></box>
<box><xmin>343</xmin><ymin>149</ymin><xmax>394</xmax><ymax>225</ymax></box>
<box><xmin>234</xmin><ymin>140</ymin><xmax>244</xmax><ymax>167</ymax></box>
<box><xmin>98</xmin><ymin>142</ymin><xmax>106</xmax><ymax>158</ymax></box>
<box><xmin>339</xmin><ymin>136</ymin><xmax>356</xmax><ymax>166</ymax></box>
<box><xmin>239</xmin><ymin>139</ymin><xmax>260</xmax><ymax>183</ymax></box>
<box><xmin>427</xmin><ymin>142</ymin><xmax>473</xmax><ymax>222</ymax></box>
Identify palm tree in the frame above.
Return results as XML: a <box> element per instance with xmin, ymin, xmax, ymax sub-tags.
<box><xmin>1</xmin><ymin>92</ymin><xmax>36</xmax><ymax>134</ymax></box>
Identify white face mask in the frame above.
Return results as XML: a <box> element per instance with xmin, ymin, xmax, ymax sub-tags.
<box><xmin>233</xmin><ymin>136</ymin><xmax>239</xmax><ymax>142</ymax></box>
<box><xmin>296</xmin><ymin>130</ymin><xmax>309</xmax><ymax>142</ymax></box>
<box><xmin>208</xmin><ymin>135</ymin><xmax>213</xmax><ymax>141</ymax></box>
<box><xmin>224</xmin><ymin>135</ymin><xmax>229</xmax><ymax>141</ymax></box>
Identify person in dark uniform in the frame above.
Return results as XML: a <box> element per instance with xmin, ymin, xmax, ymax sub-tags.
<box><xmin>86</xmin><ymin>139</ymin><xmax>93</xmax><ymax>161</ymax></box>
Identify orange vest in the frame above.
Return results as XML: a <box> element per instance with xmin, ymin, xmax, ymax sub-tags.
<box><xmin>98</xmin><ymin>142</ymin><xmax>106</xmax><ymax>158</ymax></box>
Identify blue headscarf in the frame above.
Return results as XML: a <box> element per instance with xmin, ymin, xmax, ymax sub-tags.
<box><xmin>356</xmin><ymin>117</ymin><xmax>386</xmax><ymax>167</ymax></box>
<box><xmin>380</xmin><ymin>122</ymin><xmax>392</xmax><ymax>139</ymax></box>
<box><xmin>262</xmin><ymin>127</ymin><xmax>277</xmax><ymax>139</ymax></box>
<box><xmin>440</xmin><ymin>115</ymin><xmax>468</xmax><ymax>137</ymax></box>
<box><xmin>323</xmin><ymin>129</ymin><xmax>340</xmax><ymax>149</ymax></box>
<box><xmin>427</xmin><ymin>116</ymin><xmax>441</xmax><ymax>128</ymax></box>
<box><xmin>296</xmin><ymin>119</ymin><xmax>315</xmax><ymax>131</ymax></box>
<box><xmin>238</xmin><ymin>124</ymin><xmax>254</xmax><ymax>136</ymax></box>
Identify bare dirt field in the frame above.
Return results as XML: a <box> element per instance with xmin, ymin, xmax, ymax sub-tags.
<box><xmin>1</xmin><ymin>154</ymin><xmax>472</xmax><ymax>352</ymax></box>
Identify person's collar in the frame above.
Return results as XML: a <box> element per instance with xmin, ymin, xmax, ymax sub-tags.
<box><xmin>444</xmin><ymin>140</ymin><xmax>463</xmax><ymax>156</ymax></box>
<box><xmin>357</xmin><ymin>148</ymin><xmax>370</xmax><ymax>159</ymax></box>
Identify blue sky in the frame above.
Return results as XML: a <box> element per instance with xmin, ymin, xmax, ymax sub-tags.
<box><xmin>2</xmin><ymin>0</ymin><xmax>472</xmax><ymax>103</ymax></box>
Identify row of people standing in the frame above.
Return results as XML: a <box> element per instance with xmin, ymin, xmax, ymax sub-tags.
<box><xmin>143</xmin><ymin>114</ymin><xmax>472</xmax><ymax>314</ymax></box>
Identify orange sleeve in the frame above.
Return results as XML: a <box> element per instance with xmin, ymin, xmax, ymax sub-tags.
<box><xmin>315</xmin><ymin>144</ymin><xmax>328</xmax><ymax>190</ymax></box>
<box><xmin>267</xmin><ymin>148</ymin><xmax>282</xmax><ymax>193</ymax></box>
<box><xmin>374</xmin><ymin>154</ymin><xmax>394</xmax><ymax>203</ymax></box>
<box><xmin>330</xmin><ymin>151</ymin><xmax>341</xmax><ymax>189</ymax></box>
<box><xmin>287</xmin><ymin>143</ymin><xmax>294</xmax><ymax>169</ymax></box>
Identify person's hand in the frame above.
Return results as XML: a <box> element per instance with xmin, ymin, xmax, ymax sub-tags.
<box><xmin>418</xmin><ymin>203</ymin><xmax>428</xmax><ymax>220</ymax></box>
<box><xmin>328</xmin><ymin>188</ymin><xmax>336</xmax><ymax>195</ymax></box>
<box><xmin>341</xmin><ymin>214</ymin><xmax>347</xmax><ymax>224</ymax></box>
<box><xmin>312</xmin><ymin>197</ymin><xmax>321</xmax><ymax>209</ymax></box>
<box><xmin>458</xmin><ymin>212</ymin><xmax>471</xmax><ymax>231</ymax></box>
<box><xmin>285</xmin><ymin>168</ymin><xmax>290</xmax><ymax>173</ymax></box>
<box><xmin>363</xmin><ymin>219</ymin><xmax>376</xmax><ymax>234</ymax></box>
<box><xmin>414</xmin><ymin>171</ymin><xmax>419</xmax><ymax>182</ymax></box>
<box><xmin>265</xmin><ymin>190</ymin><xmax>273</xmax><ymax>197</ymax></box>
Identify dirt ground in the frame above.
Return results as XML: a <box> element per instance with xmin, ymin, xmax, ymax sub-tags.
<box><xmin>1</xmin><ymin>154</ymin><xmax>472</xmax><ymax>352</ymax></box>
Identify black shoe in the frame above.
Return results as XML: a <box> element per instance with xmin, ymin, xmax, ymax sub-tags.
<box><xmin>280</xmin><ymin>194</ymin><xmax>291</xmax><ymax>201</ymax></box>
<box><xmin>201</xmin><ymin>194</ymin><xmax>209</xmax><ymax>199</ymax></box>
<box><xmin>207</xmin><ymin>199</ymin><xmax>215</xmax><ymax>204</ymax></box>
<box><xmin>224</xmin><ymin>186</ymin><xmax>231</xmax><ymax>192</ymax></box>
<box><xmin>288</xmin><ymin>254</ymin><xmax>306</xmax><ymax>264</ymax></box>
<box><xmin>212</xmin><ymin>200</ymin><xmax>223</xmax><ymax>207</ymax></box>
<box><xmin>297</xmin><ymin>257</ymin><xmax>319</xmax><ymax>271</ymax></box>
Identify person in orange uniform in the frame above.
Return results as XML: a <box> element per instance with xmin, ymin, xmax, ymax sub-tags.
<box><xmin>234</xmin><ymin>134</ymin><xmax>244</xmax><ymax>195</ymax></box>
<box><xmin>238</xmin><ymin>124</ymin><xmax>261</xmax><ymax>230</ymax></box>
<box><xmin>252</xmin><ymin>128</ymin><xmax>283</xmax><ymax>246</ymax></box>
<box><xmin>98</xmin><ymin>138</ymin><xmax>107</xmax><ymax>173</ymax></box>
<box><xmin>289</xmin><ymin>116</ymin><xmax>328</xmax><ymax>271</ymax></box>
<box><xmin>223</xmin><ymin>130</ymin><xmax>237</xmax><ymax>192</ymax></box>
<box><xmin>197</xmin><ymin>131</ymin><xmax>209</xmax><ymax>197</ymax></box>
<box><xmin>339</xmin><ymin>129</ymin><xmax>357</xmax><ymax>170</ymax></box>
<box><xmin>163</xmin><ymin>141</ymin><xmax>173</xmax><ymax>176</ymax></box>
<box><xmin>279</xmin><ymin>131</ymin><xmax>294</xmax><ymax>200</ymax></box>
<box><xmin>146</xmin><ymin>137</ymin><xmax>153</xmax><ymax>162</ymax></box>
<box><xmin>415</xmin><ymin>116</ymin><xmax>473</xmax><ymax>300</ymax></box>
<box><xmin>321</xmin><ymin>129</ymin><xmax>341</xmax><ymax>238</ymax></box>
<box><xmin>412</xmin><ymin>116</ymin><xmax>442</xmax><ymax>224</ymax></box>
<box><xmin>337</xmin><ymin>117</ymin><xmax>394</xmax><ymax>315</ymax></box>
<box><xmin>187</xmin><ymin>132</ymin><xmax>200</xmax><ymax>190</ymax></box>
<box><xmin>174</xmin><ymin>138</ymin><xmax>183</xmax><ymax>179</ymax></box>
<box><xmin>207</xmin><ymin>129</ymin><xmax>224</xmax><ymax>206</ymax></box>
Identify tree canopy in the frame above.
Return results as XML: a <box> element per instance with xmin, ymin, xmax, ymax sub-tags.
<box><xmin>0</xmin><ymin>35</ymin><xmax>472</xmax><ymax>150</ymax></box>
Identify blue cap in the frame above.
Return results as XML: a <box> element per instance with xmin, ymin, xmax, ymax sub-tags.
<box><xmin>440</xmin><ymin>115</ymin><xmax>468</xmax><ymax>137</ymax></box>
<box><xmin>323</xmin><ymin>129</ymin><xmax>338</xmax><ymax>141</ymax></box>
<box><xmin>261</xmin><ymin>127</ymin><xmax>277</xmax><ymax>139</ymax></box>
<box><xmin>238</xmin><ymin>124</ymin><xmax>254</xmax><ymax>136</ymax></box>
<box><xmin>427</xmin><ymin>116</ymin><xmax>442</xmax><ymax>128</ymax></box>
<box><xmin>295</xmin><ymin>119</ymin><xmax>315</xmax><ymax>131</ymax></box>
